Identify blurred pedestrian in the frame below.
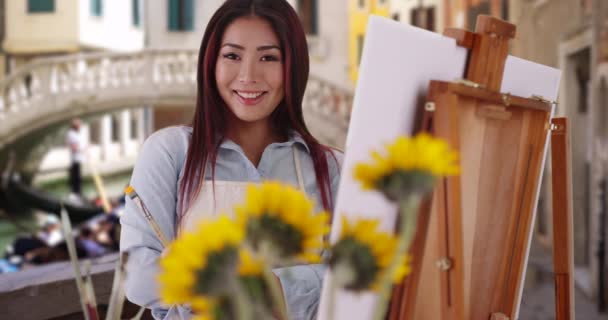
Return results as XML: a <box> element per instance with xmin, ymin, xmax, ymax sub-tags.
<box><xmin>66</xmin><ymin>118</ymin><xmax>84</xmax><ymax>196</ymax></box>
<box><xmin>78</xmin><ymin>226</ymin><xmax>107</xmax><ymax>258</ymax></box>
<box><xmin>37</xmin><ymin>214</ymin><xmax>62</xmax><ymax>246</ymax></box>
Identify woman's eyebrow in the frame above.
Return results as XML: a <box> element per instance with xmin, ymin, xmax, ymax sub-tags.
<box><xmin>221</xmin><ymin>43</ymin><xmax>245</xmax><ymax>50</ymax></box>
<box><xmin>221</xmin><ymin>43</ymin><xmax>281</xmax><ymax>51</ymax></box>
<box><xmin>257</xmin><ymin>45</ymin><xmax>281</xmax><ymax>51</ymax></box>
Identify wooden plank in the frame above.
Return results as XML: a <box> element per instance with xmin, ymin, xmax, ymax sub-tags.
<box><xmin>550</xmin><ymin>117</ymin><xmax>575</xmax><ymax>320</ymax></box>
<box><xmin>466</xmin><ymin>99</ymin><xmax>526</xmax><ymax>319</ymax></box>
<box><xmin>490</xmin><ymin>312</ymin><xmax>510</xmax><ymax>320</ymax></box>
<box><xmin>412</xmin><ymin>190</ymin><xmax>443</xmax><ymax>320</ymax></box>
<box><xmin>432</xmin><ymin>84</ymin><xmax>466</xmax><ymax>320</ymax></box>
<box><xmin>475</xmin><ymin>15</ymin><xmax>517</xmax><ymax>39</ymax></box>
<box><xmin>0</xmin><ymin>253</ymin><xmax>150</xmax><ymax>319</ymax></box>
<box><xmin>466</xmin><ymin>16</ymin><xmax>515</xmax><ymax>91</ymax></box>
<box><xmin>447</xmin><ymin>83</ymin><xmax>552</xmax><ymax>112</ymax></box>
<box><xmin>501</xmin><ymin>109</ymin><xmax>551</xmax><ymax>316</ymax></box>
<box><xmin>443</xmin><ymin>28</ymin><xmax>475</xmax><ymax>49</ymax></box>
<box><xmin>456</xmin><ymin>97</ymin><xmax>488</xmax><ymax>320</ymax></box>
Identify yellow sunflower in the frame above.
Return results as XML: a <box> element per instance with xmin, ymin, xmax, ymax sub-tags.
<box><xmin>237</xmin><ymin>249</ymin><xmax>264</xmax><ymax>277</ymax></box>
<box><xmin>354</xmin><ymin>133</ymin><xmax>459</xmax><ymax>199</ymax></box>
<box><xmin>158</xmin><ymin>215</ymin><xmax>244</xmax><ymax>315</ymax></box>
<box><xmin>329</xmin><ymin>216</ymin><xmax>411</xmax><ymax>291</ymax></box>
<box><xmin>235</xmin><ymin>181</ymin><xmax>330</xmax><ymax>264</ymax></box>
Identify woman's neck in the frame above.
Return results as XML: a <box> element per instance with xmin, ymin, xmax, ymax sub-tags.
<box><xmin>226</xmin><ymin>121</ymin><xmax>284</xmax><ymax>167</ymax></box>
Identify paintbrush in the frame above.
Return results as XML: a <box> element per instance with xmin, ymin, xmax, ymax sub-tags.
<box><xmin>124</xmin><ymin>186</ymin><xmax>170</xmax><ymax>248</ymax></box>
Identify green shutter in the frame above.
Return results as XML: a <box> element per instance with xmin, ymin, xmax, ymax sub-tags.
<box><xmin>132</xmin><ymin>0</ymin><xmax>141</xmax><ymax>27</ymax></box>
<box><xmin>28</xmin><ymin>0</ymin><xmax>55</xmax><ymax>13</ymax></box>
<box><xmin>168</xmin><ymin>0</ymin><xmax>179</xmax><ymax>30</ymax></box>
<box><xmin>357</xmin><ymin>35</ymin><xmax>364</xmax><ymax>65</ymax></box>
<box><xmin>310</xmin><ymin>0</ymin><xmax>318</xmax><ymax>35</ymax></box>
<box><xmin>91</xmin><ymin>0</ymin><xmax>103</xmax><ymax>17</ymax></box>
<box><xmin>184</xmin><ymin>0</ymin><xmax>195</xmax><ymax>31</ymax></box>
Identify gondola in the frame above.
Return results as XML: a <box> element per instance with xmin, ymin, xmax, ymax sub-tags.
<box><xmin>1</xmin><ymin>172</ymin><xmax>104</xmax><ymax>224</ymax></box>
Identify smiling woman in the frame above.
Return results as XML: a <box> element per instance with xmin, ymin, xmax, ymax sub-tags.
<box><xmin>119</xmin><ymin>1</ymin><xmax>342</xmax><ymax>320</ymax></box>
<box><xmin>215</xmin><ymin>16</ymin><xmax>286</xmax><ymax>147</ymax></box>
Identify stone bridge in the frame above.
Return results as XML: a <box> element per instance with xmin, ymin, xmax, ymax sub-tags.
<box><xmin>0</xmin><ymin>50</ymin><xmax>352</xmax><ymax>176</ymax></box>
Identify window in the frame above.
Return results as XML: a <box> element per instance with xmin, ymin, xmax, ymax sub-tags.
<box><xmin>298</xmin><ymin>0</ymin><xmax>318</xmax><ymax>35</ymax></box>
<box><xmin>89</xmin><ymin>119</ymin><xmax>101</xmax><ymax>145</ymax></box>
<box><xmin>411</xmin><ymin>7</ymin><xmax>436</xmax><ymax>32</ymax></box>
<box><xmin>111</xmin><ymin>114</ymin><xmax>120</xmax><ymax>142</ymax></box>
<box><xmin>467</xmin><ymin>1</ymin><xmax>490</xmax><ymax>30</ymax></box>
<box><xmin>501</xmin><ymin>0</ymin><xmax>509</xmax><ymax>21</ymax></box>
<box><xmin>91</xmin><ymin>0</ymin><xmax>103</xmax><ymax>17</ymax></box>
<box><xmin>572</xmin><ymin>48</ymin><xmax>591</xmax><ymax>114</ymax></box>
<box><xmin>357</xmin><ymin>35</ymin><xmax>364</xmax><ymax>65</ymax></box>
<box><xmin>131</xmin><ymin>112</ymin><xmax>138</xmax><ymax>139</ymax></box>
<box><xmin>132</xmin><ymin>0</ymin><xmax>141</xmax><ymax>27</ymax></box>
<box><xmin>28</xmin><ymin>0</ymin><xmax>54</xmax><ymax>13</ymax></box>
<box><xmin>581</xmin><ymin>0</ymin><xmax>592</xmax><ymax>15</ymax></box>
<box><xmin>168</xmin><ymin>0</ymin><xmax>195</xmax><ymax>31</ymax></box>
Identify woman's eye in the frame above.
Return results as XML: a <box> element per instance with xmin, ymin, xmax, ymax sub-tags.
<box><xmin>222</xmin><ymin>53</ymin><xmax>239</xmax><ymax>60</ymax></box>
<box><xmin>261</xmin><ymin>55</ymin><xmax>280</xmax><ymax>62</ymax></box>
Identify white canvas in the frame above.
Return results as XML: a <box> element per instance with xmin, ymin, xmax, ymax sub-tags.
<box><xmin>317</xmin><ymin>15</ymin><xmax>561</xmax><ymax>320</ymax></box>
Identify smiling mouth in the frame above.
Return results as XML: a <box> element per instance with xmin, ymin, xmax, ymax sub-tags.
<box><xmin>234</xmin><ymin>90</ymin><xmax>267</xmax><ymax>105</ymax></box>
<box><xmin>235</xmin><ymin>91</ymin><xmax>266</xmax><ymax>99</ymax></box>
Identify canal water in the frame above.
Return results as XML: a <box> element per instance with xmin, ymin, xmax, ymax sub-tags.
<box><xmin>0</xmin><ymin>170</ymin><xmax>132</xmax><ymax>256</ymax></box>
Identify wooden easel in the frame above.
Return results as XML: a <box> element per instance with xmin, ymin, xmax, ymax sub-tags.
<box><xmin>388</xmin><ymin>15</ymin><xmax>575</xmax><ymax>320</ymax></box>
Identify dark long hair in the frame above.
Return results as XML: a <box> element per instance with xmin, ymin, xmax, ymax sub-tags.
<box><xmin>179</xmin><ymin>0</ymin><xmax>336</xmax><ymax>220</ymax></box>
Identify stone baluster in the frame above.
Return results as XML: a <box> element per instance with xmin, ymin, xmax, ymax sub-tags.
<box><xmin>34</xmin><ymin>65</ymin><xmax>53</xmax><ymax>100</ymax></box>
<box><xmin>119</xmin><ymin>109</ymin><xmax>131</xmax><ymax>157</ymax></box>
<box><xmin>100</xmin><ymin>115</ymin><xmax>112</xmax><ymax>161</ymax></box>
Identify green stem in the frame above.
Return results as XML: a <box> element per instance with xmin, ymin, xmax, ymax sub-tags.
<box><xmin>262</xmin><ymin>266</ymin><xmax>288</xmax><ymax>320</ymax></box>
<box><xmin>229</xmin><ymin>276</ymin><xmax>253</xmax><ymax>320</ymax></box>
<box><xmin>372</xmin><ymin>195</ymin><xmax>421</xmax><ymax>320</ymax></box>
<box><xmin>326</xmin><ymin>276</ymin><xmax>337</xmax><ymax>320</ymax></box>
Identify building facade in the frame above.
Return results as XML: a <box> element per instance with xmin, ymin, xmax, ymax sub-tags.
<box><xmin>444</xmin><ymin>0</ymin><xmax>509</xmax><ymax>30</ymax></box>
<box><xmin>302</xmin><ymin>0</ymin><xmax>352</xmax><ymax>90</ymax></box>
<box><xmin>348</xmin><ymin>0</ymin><xmax>390</xmax><ymax>82</ymax></box>
<box><xmin>390</xmin><ymin>0</ymin><xmax>445</xmax><ymax>33</ymax></box>
<box><xmin>509</xmin><ymin>0</ymin><xmax>608</xmax><ymax>306</ymax></box>
<box><xmin>144</xmin><ymin>0</ymin><xmax>223</xmax><ymax>50</ymax></box>
<box><xmin>2</xmin><ymin>0</ymin><xmax>148</xmax><ymax>183</ymax></box>
<box><xmin>4</xmin><ymin>0</ymin><xmax>144</xmax><ymax>64</ymax></box>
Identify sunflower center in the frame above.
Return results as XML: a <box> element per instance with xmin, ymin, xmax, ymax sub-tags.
<box><xmin>195</xmin><ymin>247</ymin><xmax>239</xmax><ymax>295</ymax></box>
<box><xmin>246</xmin><ymin>214</ymin><xmax>303</xmax><ymax>258</ymax></box>
<box><xmin>329</xmin><ymin>236</ymin><xmax>379</xmax><ymax>291</ymax></box>
<box><xmin>378</xmin><ymin>169</ymin><xmax>436</xmax><ymax>201</ymax></box>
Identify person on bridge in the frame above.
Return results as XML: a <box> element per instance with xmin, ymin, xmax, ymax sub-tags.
<box><xmin>65</xmin><ymin>118</ymin><xmax>84</xmax><ymax>196</ymax></box>
<box><xmin>120</xmin><ymin>1</ymin><xmax>343</xmax><ymax>319</ymax></box>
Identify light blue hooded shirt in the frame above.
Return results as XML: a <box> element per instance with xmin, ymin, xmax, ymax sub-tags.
<box><xmin>119</xmin><ymin>126</ymin><xmax>342</xmax><ymax>320</ymax></box>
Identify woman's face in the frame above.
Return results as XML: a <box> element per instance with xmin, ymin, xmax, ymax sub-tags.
<box><xmin>215</xmin><ymin>16</ymin><xmax>284</xmax><ymax>127</ymax></box>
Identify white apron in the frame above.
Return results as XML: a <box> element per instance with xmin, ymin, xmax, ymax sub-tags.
<box><xmin>178</xmin><ymin>146</ymin><xmax>307</xmax><ymax>234</ymax></box>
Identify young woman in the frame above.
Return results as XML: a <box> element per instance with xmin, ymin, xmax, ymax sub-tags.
<box><xmin>119</xmin><ymin>1</ymin><xmax>342</xmax><ymax>319</ymax></box>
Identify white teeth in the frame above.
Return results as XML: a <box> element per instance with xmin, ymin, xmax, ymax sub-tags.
<box><xmin>236</xmin><ymin>91</ymin><xmax>263</xmax><ymax>99</ymax></box>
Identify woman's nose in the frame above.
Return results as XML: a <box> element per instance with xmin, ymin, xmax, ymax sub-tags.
<box><xmin>238</xmin><ymin>58</ymin><xmax>258</xmax><ymax>83</ymax></box>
